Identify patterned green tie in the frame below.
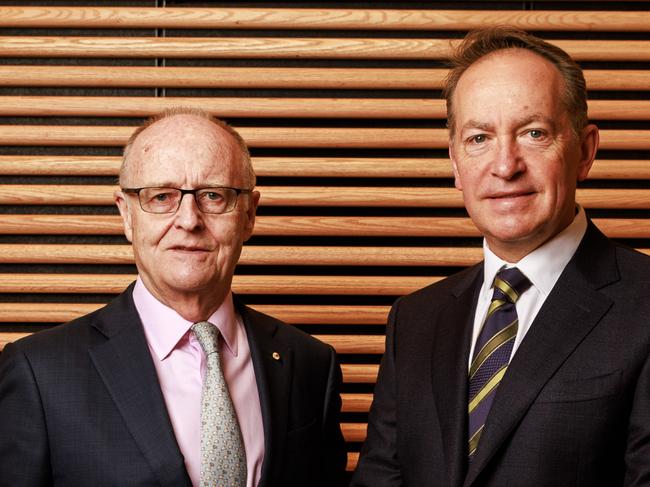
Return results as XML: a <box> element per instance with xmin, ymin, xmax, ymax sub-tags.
<box><xmin>192</xmin><ymin>321</ymin><xmax>247</xmax><ymax>487</ymax></box>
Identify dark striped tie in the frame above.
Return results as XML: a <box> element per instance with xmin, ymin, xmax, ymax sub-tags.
<box><xmin>468</xmin><ymin>267</ymin><xmax>531</xmax><ymax>458</ymax></box>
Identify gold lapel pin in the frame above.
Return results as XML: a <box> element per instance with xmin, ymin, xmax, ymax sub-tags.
<box><xmin>272</xmin><ymin>352</ymin><xmax>281</xmax><ymax>361</ymax></box>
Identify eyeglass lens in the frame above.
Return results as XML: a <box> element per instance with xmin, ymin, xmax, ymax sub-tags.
<box><xmin>138</xmin><ymin>187</ymin><xmax>238</xmax><ymax>214</ymax></box>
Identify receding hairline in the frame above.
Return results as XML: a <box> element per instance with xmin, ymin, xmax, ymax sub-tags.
<box><xmin>119</xmin><ymin>107</ymin><xmax>255</xmax><ymax>188</ymax></box>
<box><xmin>443</xmin><ymin>27</ymin><xmax>589</xmax><ymax>137</ymax></box>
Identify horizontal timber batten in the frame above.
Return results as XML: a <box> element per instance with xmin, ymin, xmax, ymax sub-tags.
<box><xmin>0</xmin><ymin>330</ymin><xmax>383</xmax><ymax>355</ymax></box>
<box><xmin>0</xmin><ymin>126</ymin><xmax>645</xmax><ymax>150</ymax></box>
<box><xmin>0</xmin><ymin>8</ymin><xmax>647</xmax><ymax>31</ymax></box>
<box><xmin>1</xmin><ymin>215</ymin><xmax>649</xmax><ymax>238</ymax></box>
<box><xmin>0</xmin><ymin>244</ymin><xmax>485</xmax><ymax>266</ymax></box>
<box><xmin>2</xmin><ymin>185</ymin><xmax>650</xmax><ymax>210</ymax></box>
<box><xmin>0</xmin><ymin>244</ymin><xmax>647</xmax><ymax>266</ymax></box>
<box><xmin>0</xmin><ymin>66</ymin><xmax>646</xmax><ymax>91</ymax></box>
<box><xmin>0</xmin><ymin>125</ymin><xmax>448</xmax><ymax>149</ymax></box>
<box><xmin>0</xmin><ymin>302</ymin><xmax>390</xmax><ymax>325</ymax></box>
<box><xmin>0</xmin><ymin>156</ymin><xmax>648</xmax><ymax>180</ymax></box>
<box><xmin>0</xmin><ymin>37</ymin><xmax>649</xmax><ymax>61</ymax></box>
<box><xmin>0</xmin><ymin>97</ymin><xmax>647</xmax><ymax>121</ymax></box>
<box><xmin>341</xmin><ymin>393</ymin><xmax>373</xmax><ymax>413</ymax></box>
<box><xmin>0</xmin><ymin>273</ymin><xmax>441</xmax><ymax>295</ymax></box>
<box><xmin>341</xmin><ymin>423</ymin><xmax>367</xmax><ymax>443</ymax></box>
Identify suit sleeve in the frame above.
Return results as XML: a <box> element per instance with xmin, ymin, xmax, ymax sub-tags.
<box><xmin>318</xmin><ymin>345</ymin><xmax>347</xmax><ymax>487</ymax></box>
<box><xmin>624</xmin><ymin>347</ymin><xmax>650</xmax><ymax>486</ymax></box>
<box><xmin>350</xmin><ymin>300</ymin><xmax>403</xmax><ymax>486</ymax></box>
<box><xmin>0</xmin><ymin>342</ymin><xmax>52</xmax><ymax>486</ymax></box>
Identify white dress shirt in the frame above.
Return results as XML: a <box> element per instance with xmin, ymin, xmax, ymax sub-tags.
<box><xmin>469</xmin><ymin>207</ymin><xmax>588</xmax><ymax>366</ymax></box>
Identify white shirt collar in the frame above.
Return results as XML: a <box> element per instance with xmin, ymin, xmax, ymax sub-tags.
<box><xmin>482</xmin><ymin>206</ymin><xmax>588</xmax><ymax>297</ymax></box>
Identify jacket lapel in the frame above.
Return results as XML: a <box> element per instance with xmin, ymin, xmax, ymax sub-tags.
<box><xmin>464</xmin><ymin>223</ymin><xmax>618</xmax><ymax>486</ymax></box>
<box><xmin>237</xmin><ymin>299</ymin><xmax>292</xmax><ymax>487</ymax></box>
<box><xmin>88</xmin><ymin>285</ymin><xmax>191</xmax><ymax>487</ymax></box>
<box><xmin>431</xmin><ymin>265</ymin><xmax>483</xmax><ymax>487</ymax></box>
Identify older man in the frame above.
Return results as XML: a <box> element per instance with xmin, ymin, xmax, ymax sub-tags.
<box><xmin>0</xmin><ymin>108</ymin><xmax>346</xmax><ymax>486</ymax></box>
<box><xmin>352</xmin><ymin>28</ymin><xmax>650</xmax><ymax>486</ymax></box>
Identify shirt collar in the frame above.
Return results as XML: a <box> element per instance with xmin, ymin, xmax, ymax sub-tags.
<box><xmin>482</xmin><ymin>206</ymin><xmax>588</xmax><ymax>297</ymax></box>
<box><xmin>132</xmin><ymin>277</ymin><xmax>240</xmax><ymax>361</ymax></box>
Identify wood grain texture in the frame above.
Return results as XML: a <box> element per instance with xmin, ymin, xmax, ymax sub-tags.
<box><xmin>0</xmin><ymin>96</ymin><xmax>646</xmax><ymax>121</ymax></box>
<box><xmin>0</xmin><ymin>156</ymin><xmax>648</xmax><ymax>179</ymax></box>
<box><xmin>341</xmin><ymin>393</ymin><xmax>372</xmax><ymax>413</ymax></box>
<box><xmin>313</xmin><ymin>336</ymin><xmax>385</xmax><ymax>355</ymax></box>
<box><xmin>0</xmin><ymin>244</ymin><xmax>485</xmax><ymax>267</ymax></box>
<box><xmin>1</xmin><ymin>36</ymin><xmax>648</xmax><ymax>61</ymax></box>
<box><xmin>0</xmin><ymin>125</ymin><xmax>449</xmax><ymax>149</ymax></box>
<box><xmin>341</xmin><ymin>364</ymin><xmax>379</xmax><ymax>383</ymax></box>
<box><xmin>0</xmin><ymin>215</ymin><xmax>648</xmax><ymax>238</ymax></box>
<box><xmin>0</xmin><ymin>96</ymin><xmax>445</xmax><ymax>119</ymax></box>
<box><xmin>2</xmin><ymin>185</ymin><xmax>650</xmax><ymax>209</ymax></box>
<box><xmin>0</xmin><ymin>66</ymin><xmax>646</xmax><ymax>91</ymax></box>
<box><xmin>0</xmin><ymin>125</ymin><xmax>646</xmax><ymax>150</ymax></box>
<box><xmin>0</xmin><ymin>65</ymin><xmax>447</xmax><ymax>89</ymax></box>
<box><xmin>0</xmin><ymin>36</ymin><xmax>455</xmax><ymax>59</ymax></box>
<box><xmin>0</xmin><ymin>273</ymin><xmax>441</xmax><ymax>296</ymax></box>
<box><xmin>0</xmin><ymin>302</ymin><xmax>389</xmax><ymax>325</ymax></box>
<box><xmin>0</xmin><ymin>7</ymin><xmax>647</xmax><ymax>31</ymax></box>
<box><xmin>341</xmin><ymin>423</ymin><xmax>367</xmax><ymax>442</ymax></box>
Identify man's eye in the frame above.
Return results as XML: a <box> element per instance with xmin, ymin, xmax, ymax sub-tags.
<box><xmin>528</xmin><ymin>129</ymin><xmax>544</xmax><ymax>139</ymax></box>
<box><xmin>204</xmin><ymin>192</ymin><xmax>224</xmax><ymax>201</ymax></box>
<box><xmin>153</xmin><ymin>192</ymin><xmax>172</xmax><ymax>201</ymax></box>
<box><xmin>469</xmin><ymin>134</ymin><xmax>487</xmax><ymax>144</ymax></box>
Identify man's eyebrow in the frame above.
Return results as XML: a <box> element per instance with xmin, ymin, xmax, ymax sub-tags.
<box><xmin>515</xmin><ymin>113</ymin><xmax>557</xmax><ymax>130</ymax></box>
<box><xmin>459</xmin><ymin>120</ymin><xmax>493</xmax><ymax>132</ymax></box>
<box><xmin>458</xmin><ymin>114</ymin><xmax>557</xmax><ymax>133</ymax></box>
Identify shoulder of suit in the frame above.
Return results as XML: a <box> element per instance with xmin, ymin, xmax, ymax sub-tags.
<box><xmin>612</xmin><ymin>242</ymin><xmax>650</xmax><ymax>280</ymax></box>
<box><xmin>398</xmin><ymin>262</ymin><xmax>482</xmax><ymax>306</ymax></box>
<box><xmin>239</xmin><ymin>301</ymin><xmax>334</xmax><ymax>352</ymax></box>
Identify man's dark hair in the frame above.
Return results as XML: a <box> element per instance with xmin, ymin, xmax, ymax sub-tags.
<box><xmin>443</xmin><ymin>26</ymin><xmax>588</xmax><ymax>135</ymax></box>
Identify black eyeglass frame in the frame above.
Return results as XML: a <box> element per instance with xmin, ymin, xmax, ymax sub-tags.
<box><xmin>121</xmin><ymin>186</ymin><xmax>254</xmax><ymax>214</ymax></box>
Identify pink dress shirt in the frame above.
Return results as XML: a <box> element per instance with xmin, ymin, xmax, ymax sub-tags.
<box><xmin>133</xmin><ymin>278</ymin><xmax>264</xmax><ymax>487</ymax></box>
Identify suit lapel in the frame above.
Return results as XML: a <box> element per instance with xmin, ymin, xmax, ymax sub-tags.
<box><xmin>431</xmin><ymin>265</ymin><xmax>483</xmax><ymax>487</ymax></box>
<box><xmin>464</xmin><ymin>223</ymin><xmax>618</xmax><ymax>486</ymax></box>
<box><xmin>89</xmin><ymin>285</ymin><xmax>191</xmax><ymax>487</ymax></box>
<box><xmin>237</xmin><ymin>298</ymin><xmax>292</xmax><ymax>487</ymax></box>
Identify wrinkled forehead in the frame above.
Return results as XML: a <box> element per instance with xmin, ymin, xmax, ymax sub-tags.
<box><xmin>126</xmin><ymin>115</ymin><xmax>244</xmax><ymax>186</ymax></box>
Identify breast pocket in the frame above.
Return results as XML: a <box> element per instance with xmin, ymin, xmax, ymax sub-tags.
<box><xmin>537</xmin><ymin>369</ymin><xmax>623</xmax><ymax>403</ymax></box>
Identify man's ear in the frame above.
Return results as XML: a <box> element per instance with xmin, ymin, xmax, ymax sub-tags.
<box><xmin>577</xmin><ymin>124</ymin><xmax>599</xmax><ymax>182</ymax></box>
<box><xmin>114</xmin><ymin>189</ymin><xmax>133</xmax><ymax>243</ymax></box>
<box><xmin>449</xmin><ymin>142</ymin><xmax>463</xmax><ymax>191</ymax></box>
<box><xmin>242</xmin><ymin>190</ymin><xmax>260</xmax><ymax>242</ymax></box>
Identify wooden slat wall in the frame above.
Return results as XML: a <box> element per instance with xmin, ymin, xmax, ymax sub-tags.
<box><xmin>0</xmin><ymin>1</ymin><xmax>648</xmax><ymax>476</ymax></box>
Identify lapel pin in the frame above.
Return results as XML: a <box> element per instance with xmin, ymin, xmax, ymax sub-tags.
<box><xmin>272</xmin><ymin>352</ymin><xmax>281</xmax><ymax>361</ymax></box>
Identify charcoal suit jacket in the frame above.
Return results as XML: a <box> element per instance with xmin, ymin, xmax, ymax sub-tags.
<box><xmin>0</xmin><ymin>284</ymin><xmax>346</xmax><ymax>486</ymax></box>
<box><xmin>352</xmin><ymin>221</ymin><xmax>650</xmax><ymax>486</ymax></box>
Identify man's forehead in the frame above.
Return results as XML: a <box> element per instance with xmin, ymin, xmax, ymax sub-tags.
<box><xmin>134</xmin><ymin>114</ymin><xmax>226</xmax><ymax>149</ymax></box>
<box><xmin>126</xmin><ymin>115</ymin><xmax>242</xmax><ymax>183</ymax></box>
<box><xmin>451</xmin><ymin>49</ymin><xmax>564</xmax><ymax>121</ymax></box>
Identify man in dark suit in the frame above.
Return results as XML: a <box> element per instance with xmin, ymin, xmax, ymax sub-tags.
<box><xmin>0</xmin><ymin>108</ymin><xmax>346</xmax><ymax>486</ymax></box>
<box><xmin>352</xmin><ymin>27</ymin><xmax>650</xmax><ymax>486</ymax></box>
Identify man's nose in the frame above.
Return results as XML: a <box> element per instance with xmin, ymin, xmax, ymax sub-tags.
<box><xmin>174</xmin><ymin>193</ymin><xmax>203</xmax><ymax>229</ymax></box>
<box><xmin>491</xmin><ymin>138</ymin><xmax>525</xmax><ymax>179</ymax></box>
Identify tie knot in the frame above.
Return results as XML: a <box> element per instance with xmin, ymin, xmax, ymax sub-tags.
<box><xmin>492</xmin><ymin>267</ymin><xmax>531</xmax><ymax>304</ymax></box>
<box><xmin>192</xmin><ymin>321</ymin><xmax>220</xmax><ymax>355</ymax></box>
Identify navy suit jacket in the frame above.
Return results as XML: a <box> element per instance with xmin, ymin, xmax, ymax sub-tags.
<box><xmin>352</xmin><ymin>222</ymin><xmax>650</xmax><ymax>486</ymax></box>
<box><xmin>0</xmin><ymin>285</ymin><xmax>346</xmax><ymax>486</ymax></box>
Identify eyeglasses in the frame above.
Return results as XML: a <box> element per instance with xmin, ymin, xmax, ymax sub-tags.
<box><xmin>121</xmin><ymin>186</ymin><xmax>253</xmax><ymax>214</ymax></box>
